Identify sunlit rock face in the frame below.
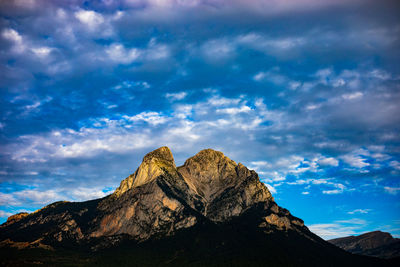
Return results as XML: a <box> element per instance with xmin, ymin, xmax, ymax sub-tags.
<box><xmin>0</xmin><ymin>147</ymin><xmax>310</xmax><ymax>246</ymax></box>
<box><xmin>113</xmin><ymin>146</ymin><xmax>176</xmax><ymax>197</ymax></box>
<box><xmin>2</xmin><ymin>213</ymin><xmax>29</xmax><ymax>228</ymax></box>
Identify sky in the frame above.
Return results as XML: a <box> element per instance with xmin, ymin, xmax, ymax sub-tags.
<box><xmin>0</xmin><ymin>0</ymin><xmax>399</xmax><ymax>240</ymax></box>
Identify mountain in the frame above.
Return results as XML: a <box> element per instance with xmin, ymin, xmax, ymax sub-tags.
<box><xmin>0</xmin><ymin>147</ymin><xmax>394</xmax><ymax>266</ymax></box>
<box><xmin>329</xmin><ymin>231</ymin><xmax>400</xmax><ymax>259</ymax></box>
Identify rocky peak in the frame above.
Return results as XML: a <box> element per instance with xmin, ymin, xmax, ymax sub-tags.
<box><xmin>182</xmin><ymin>149</ymin><xmax>236</xmax><ymax>168</ymax></box>
<box><xmin>113</xmin><ymin>146</ymin><xmax>176</xmax><ymax>197</ymax></box>
<box><xmin>142</xmin><ymin>146</ymin><xmax>175</xmax><ymax>166</ymax></box>
<box><xmin>178</xmin><ymin>149</ymin><xmax>239</xmax><ymax>200</ymax></box>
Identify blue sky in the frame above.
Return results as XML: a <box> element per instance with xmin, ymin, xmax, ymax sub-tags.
<box><xmin>0</xmin><ymin>0</ymin><xmax>399</xmax><ymax>239</ymax></box>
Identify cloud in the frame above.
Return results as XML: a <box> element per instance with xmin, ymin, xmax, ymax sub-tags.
<box><xmin>318</xmin><ymin>157</ymin><xmax>339</xmax><ymax>167</ymax></box>
<box><xmin>237</xmin><ymin>33</ymin><xmax>305</xmax><ymax>54</ymax></box>
<box><xmin>389</xmin><ymin>161</ymin><xmax>400</xmax><ymax>171</ymax></box>
<box><xmin>341</xmin><ymin>153</ymin><xmax>370</xmax><ymax>168</ymax></box>
<box><xmin>31</xmin><ymin>47</ymin><xmax>52</xmax><ymax>58</ymax></box>
<box><xmin>322</xmin><ymin>189</ymin><xmax>342</xmax><ymax>195</ymax></box>
<box><xmin>384</xmin><ymin>187</ymin><xmax>400</xmax><ymax>195</ymax></box>
<box><xmin>2</xmin><ymin>28</ymin><xmax>22</xmax><ymax>43</ymax></box>
<box><xmin>75</xmin><ymin>9</ymin><xmax>105</xmax><ymax>30</ymax></box>
<box><xmin>322</xmin><ymin>183</ymin><xmax>346</xmax><ymax>195</ymax></box>
<box><xmin>2</xmin><ymin>28</ymin><xmax>25</xmax><ymax>52</ymax></box>
<box><xmin>0</xmin><ymin>0</ymin><xmax>399</xmax><ymax>230</ymax></box>
<box><xmin>253</xmin><ymin>72</ymin><xmax>267</xmax><ymax>81</ymax></box>
<box><xmin>342</xmin><ymin>92</ymin><xmax>363</xmax><ymax>100</ymax></box>
<box><xmin>0</xmin><ymin>189</ymin><xmax>62</xmax><ymax>206</ymax></box>
<box><xmin>0</xmin><ymin>210</ymin><xmax>13</xmax><ymax>218</ymax></box>
<box><xmin>216</xmin><ymin>105</ymin><xmax>251</xmax><ymax>115</ymax></box>
<box><xmin>0</xmin><ymin>186</ymin><xmax>115</xmax><ymax>211</ymax></box>
<box><xmin>201</xmin><ymin>38</ymin><xmax>235</xmax><ymax>62</ymax></box>
<box><xmin>106</xmin><ymin>43</ymin><xmax>140</xmax><ymax>64</ymax></box>
<box><xmin>123</xmin><ymin>111</ymin><xmax>169</xmax><ymax>125</ymax></box>
<box><xmin>70</xmin><ymin>187</ymin><xmax>113</xmax><ymax>200</ymax></box>
<box><xmin>265</xmin><ymin>184</ymin><xmax>277</xmax><ymax>194</ymax></box>
<box><xmin>309</xmin><ymin>218</ymin><xmax>368</xmax><ymax>239</ymax></box>
<box><xmin>347</xmin><ymin>209</ymin><xmax>371</xmax><ymax>215</ymax></box>
<box><xmin>287</xmin><ymin>178</ymin><xmax>348</xmax><ymax>195</ymax></box>
<box><xmin>165</xmin><ymin>92</ymin><xmax>187</xmax><ymax>101</ymax></box>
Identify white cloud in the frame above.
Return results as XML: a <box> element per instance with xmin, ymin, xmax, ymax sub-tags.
<box><xmin>302</xmin><ymin>191</ymin><xmax>310</xmax><ymax>195</ymax></box>
<box><xmin>216</xmin><ymin>105</ymin><xmax>251</xmax><ymax>115</ymax></box>
<box><xmin>389</xmin><ymin>161</ymin><xmax>400</xmax><ymax>171</ymax></box>
<box><xmin>369</xmin><ymin>69</ymin><xmax>391</xmax><ymax>80</ymax></box>
<box><xmin>106</xmin><ymin>43</ymin><xmax>140</xmax><ymax>64</ymax></box>
<box><xmin>2</xmin><ymin>28</ymin><xmax>25</xmax><ymax>52</ymax></box>
<box><xmin>203</xmin><ymin>39</ymin><xmax>235</xmax><ymax>60</ymax></box>
<box><xmin>342</xmin><ymin>91</ymin><xmax>363</xmax><ymax>100</ymax></box>
<box><xmin>165</xmin><ymin>92</ymin><xmax>187</xmax><ymax>101</ymax></box>
<box><xmin>145</xmin><ymin>39</ymin><xmax>170</xmax><ymax>60</ymax></box>
<box><xmin>0</xmin><ymin>187</ymin><xmax>115</xmax><ymax>212</ymax></box>
<box><xmin>2</xmin><ymin>28</ymin><xmax>22</xmax><ymax>43</ymax></box>
<box><xmin>287</xmin><ymin>178</ymin><xmax>347</xmax><ymax>195</ymax></box>
<box><xmin>322</xmin><ymin>189</ymin><xmax>342</xmax><ymax>195</ymax></box>
<box><xmin>0</xmin><ymin>189</ymin><xmax>64</xmax><ymax>206</ymax></box>
<box><xmin>322</xmin><ymin>183</ymin><xmax>346</xmax><ymax>194</ymax></box>
<box><xmin>123</xmin><ymin>111</ymin><xmax>168</xmax><ymax>125</ymax></box>
<box><xmin>253</xmin><ymin>71</ymin><xmax>266</xmax><ymax>81</ymax></box>
<box><xmin>265</xmin><ymin>184</ymin><xmax>277</xmax><ymax>194</ymax></box>
<box><xmin>0</xmin><ymin>210</ymin><xmax>13</xmax><ymax>218</ymax></box>
<box><xmin>287</xmin><ymin>178</ymin><xmax>331</xmax><ymax>186</ymax></box>
<box><xmin>14</xmin><ymin>189</ymin><xmax>62</xmax><ymax>204</ymax></box>
<box><xmin>309</xmin><ymin>218</ymin><xmax>367</xmax><ymax>239</ymax></box>
<box><xmin>384</xmin><ymin>186</ymin><xmax>400</xmax><ymax>195</ymax></box>
<box><xmin>70</xmin><ymin>187</ymin><xmax>113</xmax><ymax>201</ymax></box>
<box><xmin>75</xmin><ymin>10</ymin><xmax>104</xmax><ymax>29</ymax></box>
<box><xmin>237</xmin><ymin>33</ymin><xmax>305</xmax><ymax>54</ymax></box>
<box><xmin>347</xmin><ymin>209</ymin><xmax>371</xmax><ymax>214</ymax></box>
<box><xmin>318</xmin><ymin>156</ymin><xmax>339</xmax><ymax>167</ymax></box>
<box><xmin>4</xmin><ymin>94</ymin><xmax>277</xmax><ymax>164</ymax></box>
<box><xmin>208</xmin><ymin>96</ymin><xmax>241</xmax><ymax>106</ymax></box>
<box><xmin>31</xmin><ymin>47</ymin><xmax>52</xmax><ymax>57</ymax></box>
<box><xmin>306</xmin><ymin>103</ymin><xmax>322</xmax><ymax>110</ymax></box>
<box><xmin>21</xmin><ymin>96</ymin><xmax>53</xmax><ymax>116</ymax></box>
<box><xmin>341</xmin><ymin>154</ymin><xmax>369</xmax><ymax>168</ymax></box>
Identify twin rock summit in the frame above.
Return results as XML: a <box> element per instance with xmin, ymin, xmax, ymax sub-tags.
<box><xmin>0</xmin><ymin>147</ymin><xmax>391</xmax><ymax>266</ymax></box>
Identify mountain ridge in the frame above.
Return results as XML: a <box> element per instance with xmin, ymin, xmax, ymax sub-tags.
<box><xmin>329</xmin><ymin>231</ymin><xmax>400</xmax><ymax>259</ymax></box>
<box><xmin>0</xmin><ymin>147</ymin><xmax>395</xmax><ymax>266</ymax></box>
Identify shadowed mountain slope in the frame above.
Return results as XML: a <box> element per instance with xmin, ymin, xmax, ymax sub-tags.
<box><xmin>329</xmin><ymin>231</ymin><xmax>400</xmax><ymax>259</ymax></box>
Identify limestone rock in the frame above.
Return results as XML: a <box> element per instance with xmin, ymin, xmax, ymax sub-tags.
<box><xmin>113</xmin><ymin>146</ymin><xmax>176</xmax><ymax>197</ymax></box>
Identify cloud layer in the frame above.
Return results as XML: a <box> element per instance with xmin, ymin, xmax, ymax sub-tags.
<box><xmin>0</xmin><ymin>0</ymin><xmax>399</xmax><ymax>238</ymax></box>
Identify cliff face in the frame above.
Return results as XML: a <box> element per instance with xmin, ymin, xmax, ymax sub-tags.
<box><xmin>91</xmin><ymin>147</ymin><xmax>305</xmax><ymax>241</ymax></box>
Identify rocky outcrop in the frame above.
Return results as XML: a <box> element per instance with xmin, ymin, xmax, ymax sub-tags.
<box><xmin>1</xmin><ymin>212</ymin><xmax>29</xmax><ymax>227</ymax></box>
<box><xmin>113</xmin><ymin>146</ymin><xmax>176</xmax><ymax>197</ymax></box>
<box><xmin>0</xmin><ymin>147</ymin><xmax>320</xmax><ymax>246</ymax></box>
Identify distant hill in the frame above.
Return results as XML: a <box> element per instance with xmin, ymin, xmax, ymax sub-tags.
<box><xmin>329</xmin><ymin>231</ymin><xmax>400</xmax><ymax>259</ymax></box>
<box><xmin>0</xmin><ymin>147</ymin><xmax>395</xmax><ymax>266</ymax></box>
